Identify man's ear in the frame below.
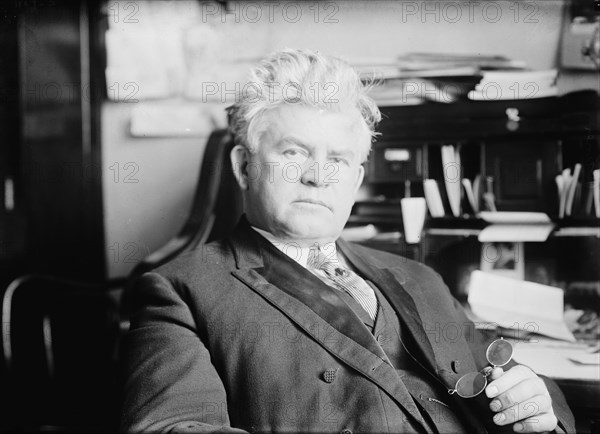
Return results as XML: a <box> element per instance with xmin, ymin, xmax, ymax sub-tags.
<box><xmin>230</xmin><ymin>144</ymin><xmax>251</xmax><ymax>190</ymax></box>
<box><xmin>353</xmin><ymin>165</ymin><xmax>365</xmax><ymax>194</ymax></box>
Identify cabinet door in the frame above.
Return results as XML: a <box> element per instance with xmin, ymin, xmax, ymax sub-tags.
<box><xmin>485</xmin><ymin>141</ymin><xmax>559</xmax><ymax>212</ymax></box>
<box><xmin>0</xmin><ymin>12</ymin><xmax>26</xmax><ymax>283</ymax></box>
<box><xmin>367</xmin><ymin>141</ymin><xmax>423</xmax><ymax>183</ymax></box>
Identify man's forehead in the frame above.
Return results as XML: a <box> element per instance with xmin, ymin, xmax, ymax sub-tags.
<box><xmin>270</xmin><ymin>103</ymin><xmax>362</xmax><ymax>120</ymax></box>
<box><xmin>264</xmin><ymin>105</ymin><xmax>367</xmax><ymax>136</ymax></box>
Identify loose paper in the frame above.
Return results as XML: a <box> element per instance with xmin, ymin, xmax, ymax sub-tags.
<box><xmin>468</xmin><ymin>270</ymin><xmax>576</xmax><ymax>342</ymax></box>
<box><xmin>479</xmin><ymin>212</ymin><xmax>552</xmax><ymax>224</ymax></box>
<box><xmin>478</xmin><ymin>212</ymin><xmax>555</xmax><ymax>242</ymax></box>
<box><xmin>512</xmin><ymin>339</ymin><xmax>600</xmax><ymax>380</ymax></box>
<box><xmin>568</xmin><ymin>353</ymin><xmax>600</xmax><ymax>365</ymax></box>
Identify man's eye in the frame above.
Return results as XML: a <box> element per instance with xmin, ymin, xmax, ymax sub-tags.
<box><xmin>284</xmin><ymin>149</ymin><xmax>307</xmax><ymax>159</ymax></box>
<box><xmin>330</xmin><ymin>157</ymin><xmax>349</xmax><ymax>166</ymax></box>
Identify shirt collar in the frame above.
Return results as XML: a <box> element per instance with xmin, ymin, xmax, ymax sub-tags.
<box><xmin>251</xmin><ymin>226</ymin><xmax>343</xmax><ymax>269</ymax></box>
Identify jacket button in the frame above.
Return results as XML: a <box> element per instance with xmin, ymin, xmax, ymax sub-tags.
<box><xmin>451</xmin><ymin>360</ymin><xmax>461</xmax><ymax>373</ymax></box>
<box><xmin>322</xmin><ymin>368</ymin><xmax>338</xmax><ymax>383</ymax></box>
<box><xmin>340</xmin><ymin>429</ymin><xmax>352</xmax><ymax>434</ymax></box>
<box><xmin>376</xmin><ymin>334</ymin><xmax>390</xmax><ymax>345</ymax></box>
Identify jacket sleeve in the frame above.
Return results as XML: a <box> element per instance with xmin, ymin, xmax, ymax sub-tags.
<box><xmin>120</xmin><ymin>272</ymin><xmax>248</xmax><ymax>434</ymax></box>
<box><xmin>450</xmin><ymin>298</ymin><xmax>576</xmax><ymax>434</ymax></box>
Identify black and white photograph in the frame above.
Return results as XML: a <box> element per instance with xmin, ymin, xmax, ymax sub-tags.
<box><xmin>0</xmin><ymin>1</ymin><xmax>599</xmax><ymax>433</ymax></box>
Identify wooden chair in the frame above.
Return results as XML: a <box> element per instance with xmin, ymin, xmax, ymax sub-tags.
<box><xmin>0</xmin><ymin>274</ymin><xmax>122</xmax><ymax>433</ymax></box>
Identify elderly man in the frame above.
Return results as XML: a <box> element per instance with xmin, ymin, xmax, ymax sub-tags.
<box><xmin>121</xmin><ymin>49</ymin><xmax>574</xmax><ymax>433</ymax></box>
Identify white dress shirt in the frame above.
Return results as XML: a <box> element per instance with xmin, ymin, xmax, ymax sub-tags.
<box><xmin>251</xmin><ymin>226</ymin><xmax>352</xmax><ymax>289</ymax></box>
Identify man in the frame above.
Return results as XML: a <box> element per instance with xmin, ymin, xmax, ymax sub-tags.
<box><xmin>121</xmin><ymin>49</ymin><xmax>574</xmax><ymax>433</ymax></box>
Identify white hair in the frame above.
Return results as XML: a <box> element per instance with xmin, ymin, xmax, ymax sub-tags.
<box><xmin>227</xmin><ymin>48</ymin><xmax>381</xmax><ymax>161</ymax></box>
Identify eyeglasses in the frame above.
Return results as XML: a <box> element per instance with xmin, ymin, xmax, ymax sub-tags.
<box><xmin>447</xmin><ymin>338</ymin><xmax>513</xmax><ymax>398</ymax></box>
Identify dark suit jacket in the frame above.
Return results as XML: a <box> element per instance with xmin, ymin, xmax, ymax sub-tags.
<box><xmin>121</xmin><ymin>218</ymin><xmax>575</xmax><ymax>433</ymax></box>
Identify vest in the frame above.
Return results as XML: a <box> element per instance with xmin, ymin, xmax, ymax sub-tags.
<box><xmin>336</xmin><ymin>281</ymin><xmax>469</xmax><ymax>433</ymax></box>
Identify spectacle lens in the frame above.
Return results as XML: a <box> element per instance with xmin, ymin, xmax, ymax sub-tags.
<box><xmin>448</xmin><ymin>338</ymin><xmax>513</xmax><ymax>398</ymax></box>
<box><xmin>486</xmin><ymin>338</ymin><xmax>513</xmax><ymax>367</ymax></box>
<box><xmin>454</xmin><ymin>371</ymin><xmax>487</xmax><ymax>398</ymax></box>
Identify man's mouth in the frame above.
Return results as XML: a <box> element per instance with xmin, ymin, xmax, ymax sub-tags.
<box><xmin>294</xmin><ymin>199</ymin><xmax>332</xmax><ymax>211</ymax></box>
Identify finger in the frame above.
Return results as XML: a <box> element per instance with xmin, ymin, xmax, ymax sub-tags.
<box><xmin>485</xmin><ymin>365</ymin><xmax>536</xmax><ymax>398</ymax></box>
<box><xmin>489</xmin><ymin>378</ymin><xmax>551</xmax><ymax>412</ymax></box>
<box><xmin>491</xmin><ymin>395</ymin><xmax>551</xmax><ymax>426</ymax></box>
<box><xmin>513</xmin><ymin>413</ymin><xmax>558</xmax><ymax>433</ymax></box>
<box><xmin>489</xmin><ymin>367</ymin><xmax>504</xmax><ymax>381</ymax></box>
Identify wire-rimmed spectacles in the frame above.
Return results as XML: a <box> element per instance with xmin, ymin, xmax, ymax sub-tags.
<box><xmin>447</xmin><ymin>338</ymin><xmax>513</xmax><ymax>398</ymax></box>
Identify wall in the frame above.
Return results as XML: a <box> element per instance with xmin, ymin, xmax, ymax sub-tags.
<box><xmin>103</xmin><ymin>0</ymin><xmax>591</xmax><ymax>278</ymax></box>
<box><xmin>102</xmin><ymin>102</ymin><xmax>212</xmax><ymax>278</ymax></box>
<box><xmin>262</xmin><ymin>0</ymin><xmax>563</xmax><ymax>69</ymax></box>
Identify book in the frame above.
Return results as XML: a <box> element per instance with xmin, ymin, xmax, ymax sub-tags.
<box><xmin>441</xmin><ymin>145</ymin><xmax>462</xmax><ymax>217</ymax></box>
<box><xmin>565</xmin><ymin>163</ymin><xmax>582</xmax><ymax>216</ymax></box>
<box><xmin>424</xmin><ymin>179</ymin><xmax>445</xmax><ymax>217</ymax></box>
<box><xmin>462</xmin><ymin>178</ymin><xmax>478</xmax><ymax>213</ymax></box>
<box><xmin>593</xmin><ymin>169</ymin><xmax>600</xmax><ymax>218</ymax></box>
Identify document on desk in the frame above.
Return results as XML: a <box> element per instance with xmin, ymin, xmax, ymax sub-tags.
<box><xmin>468</xmin><ymin>270</ymin><xmax>576</xmax><ymax>342</ymax></box>
<box><xmin>512</xmin><ymin>338</ymin><xmax>600</xmax><ymax>380</ymax></box>
<box><xmin>477</xmin><ymin>212</ymin><xmax>555</xmax><ymax>242</ymax></box>
<box><xmin>568</xmin><ymin>353</ymin><xmax>600</xmax><ymax>365</ymax></box>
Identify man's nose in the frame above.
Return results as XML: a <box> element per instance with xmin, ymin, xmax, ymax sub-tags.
<box><xmin>300</xmin><ymin>159</ymin><xmax>330</xmax><ymax>187</ymax></box>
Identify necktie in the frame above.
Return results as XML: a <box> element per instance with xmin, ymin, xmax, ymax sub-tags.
<box><xmin>308</xmin><ymin>249</ymin><xmax>379</xmax><ymax>321</ymax></box>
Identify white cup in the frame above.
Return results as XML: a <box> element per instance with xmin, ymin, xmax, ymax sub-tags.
<box><xmin>401</xmin><ymin>197</ymin><xmax>427</xmax><ymax>244</ymax></box>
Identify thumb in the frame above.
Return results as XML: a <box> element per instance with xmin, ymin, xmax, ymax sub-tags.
<box><xmin>489</xmin><ymin>367</ymin><xmax>504</xmax><ymax>380</ymax></box>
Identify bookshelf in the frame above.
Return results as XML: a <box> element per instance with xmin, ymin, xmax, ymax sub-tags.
<box><xmin>350</xmin><ymin>90</ymin><xmax>600</xmax><ymax>301</ymax></box>
<box><xmin>354</xmin><ymin>90</ymin><xmax>599</xmax><ymax>223</ymax></box>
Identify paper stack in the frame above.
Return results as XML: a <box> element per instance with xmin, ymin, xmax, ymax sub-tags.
<box><xmin>468</xmin><ymin>69</ymin><xmax>558</xmax><ymax>101</ymax></box>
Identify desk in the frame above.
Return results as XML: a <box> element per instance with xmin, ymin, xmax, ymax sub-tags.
<box><xmin>513</xmin><ymin>340</ymin><xmax>600</xmax><ymax>434</ymax></box>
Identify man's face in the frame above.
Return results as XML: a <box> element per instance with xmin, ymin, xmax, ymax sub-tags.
<box><xmin>233</xmin><ymin>104</ymin><xmax>368</xmax><ymax>245</ymax></box>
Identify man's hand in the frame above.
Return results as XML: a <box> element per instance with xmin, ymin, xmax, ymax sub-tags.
<box><xmin>485</xmin><ymin>365</ymin><xmax>557</xmax><ymax>433</ymax></box>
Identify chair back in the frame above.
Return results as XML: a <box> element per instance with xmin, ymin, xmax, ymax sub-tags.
<box><xmin>129</xmin><ymin>129</ymin><xmax>243</xmax><ymax>278</ymax></box>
